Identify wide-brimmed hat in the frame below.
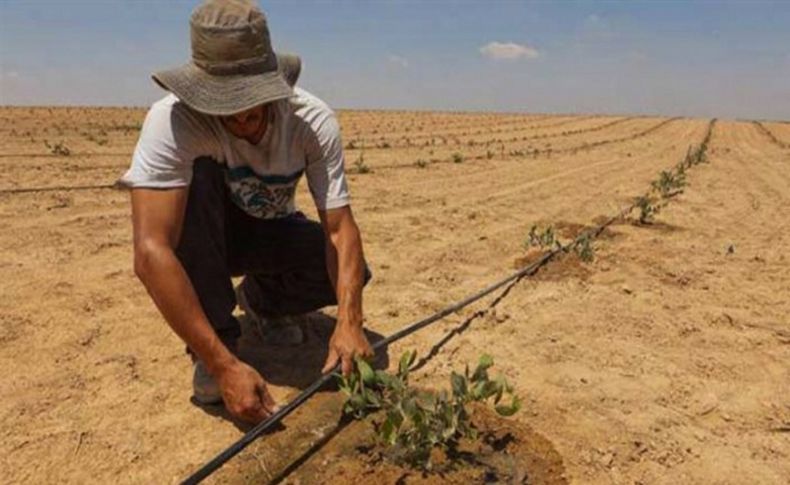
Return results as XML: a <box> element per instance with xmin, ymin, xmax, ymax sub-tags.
<box><xmin>152</xmin><ymin>0</ymin><xmax>300</xmax><ymax>116</ymax></box>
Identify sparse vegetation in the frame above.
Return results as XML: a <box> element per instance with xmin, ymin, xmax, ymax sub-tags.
<box><xmin>631</xmin><ymin>119</ymin><xmax>716</xmax><ymax>225</ymax></box>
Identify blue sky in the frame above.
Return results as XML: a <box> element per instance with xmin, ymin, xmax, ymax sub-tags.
<box><xmin>1</xmin><ymin>0</ymin><xmax>789</xmax><ymax>120</ymax></box>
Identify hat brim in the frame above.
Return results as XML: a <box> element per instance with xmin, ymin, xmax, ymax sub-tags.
<box><xmin>152</xmin><ymin>60</ymin><xmax>295</xmax><ymax>116</ymax></box>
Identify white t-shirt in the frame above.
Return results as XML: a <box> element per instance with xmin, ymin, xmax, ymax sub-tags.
<box><xmin>118</xmin><ymin>87</ymin><xmax>350</xmax><ymax>219</ymax></box>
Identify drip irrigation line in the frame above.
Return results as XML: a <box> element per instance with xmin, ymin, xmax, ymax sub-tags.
<box><xmin>752</xmin><ymin>121</ymin><xmax>789</xmax><ymax>149</ymax></box>
<box><xmin>0</xmin><ymin>183</ymin><xmax>116</xmax><ymax>194</ymax></box>
<box><xmin>182</xmin><ymin>117</ymin><xmax>715</xmax><ymax>484</ymax></box>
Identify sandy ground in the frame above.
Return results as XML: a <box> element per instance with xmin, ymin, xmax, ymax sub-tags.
<box><xmin>1</xmin><ymin>108</ymin><xmax>788</xmax><ymax>484</ymax></box>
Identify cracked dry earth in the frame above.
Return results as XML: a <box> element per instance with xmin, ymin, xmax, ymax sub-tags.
<box><xmin>1</xmin><ymin>107</ymin><xmax>788</xmax><ymax>484</ymax></box>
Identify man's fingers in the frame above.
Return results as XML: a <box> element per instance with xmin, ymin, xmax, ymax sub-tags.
<box><xmin>321</xmin><ymin>349</ymin><xmax>339</xmax><ymax>374</ymax></box>
<box><xmin>256</xmin><ymin>383</ymin><xmax>279</xmax><ymax>414</ymax></box>
<box><xmin>341</xmin><ymin>353</ymin><xmax>354</xmax><ymax>377</ymax></box>
<box><xmin>362</xmin><ymin>343</ymin><xmax>374</xmax><ymax>359</ymax></box>
<box><xmin>249</xmin><ymin>402</ymin><xmax>272</xmax><ymax>422</ymax></box>
<box><xmin>233</xmin><ymin>399</ymin><xmax>268</xmax><ymax>423</ymax></box>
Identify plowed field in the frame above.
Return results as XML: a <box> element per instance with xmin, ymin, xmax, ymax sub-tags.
<box><xmin>1</xmin><ymin>107</ymin><xmax>788</xmax><ymax>484</ymax></box>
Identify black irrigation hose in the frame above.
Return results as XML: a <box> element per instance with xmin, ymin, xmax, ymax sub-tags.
<box><xmin>181</xmin><ymin>206</ymin><xmax>633</xmax><ymax>485</ymax></box>
<box><xmin>0</xmin><ymin>183</ymin><xmax>116</xmax><ymax>194</ymax></box>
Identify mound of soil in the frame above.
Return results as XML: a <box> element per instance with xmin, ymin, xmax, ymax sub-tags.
<box><xmin>219</xmin><ymin>393</ymin><xmax>566</xmax><ymax>484</ymax></box>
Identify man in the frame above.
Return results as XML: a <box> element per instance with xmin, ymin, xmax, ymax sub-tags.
<box><xmin>118</xmin><ymin>0</ymin><xmax>373</xmax><ymax>424</ymax></box>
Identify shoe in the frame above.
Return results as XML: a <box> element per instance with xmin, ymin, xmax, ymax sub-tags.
<box><xmin>235</xmin><ymin>284</ymin><xmax>305</xmax><ymax>346</ymax></box>
<box><xmin>192</xmin><ymin>360</ymin><xmax>222</xmax><ymax>405</ymax></box>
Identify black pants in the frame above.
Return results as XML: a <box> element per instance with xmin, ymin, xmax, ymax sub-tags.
<box><xmin>175</xmin><ymin>158</ymin><xmax>370</xmax><ymax>349</ymax></box>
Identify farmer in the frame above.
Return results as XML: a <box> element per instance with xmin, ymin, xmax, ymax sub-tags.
<box><xmin>118</xmin><ymin>0</ymin><xmax>373</xmax><ymax>423</ymax></box>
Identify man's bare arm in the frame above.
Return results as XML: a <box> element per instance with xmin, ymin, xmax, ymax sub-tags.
<box><xmin>131</xmin><ymin>188</ymin><xmax>276</xmax><ymax>422</ymax></box>
<box><xmin>318</xmin><ymin>205</ymin><xmax>373</xmax><ymax>375</ymax></box>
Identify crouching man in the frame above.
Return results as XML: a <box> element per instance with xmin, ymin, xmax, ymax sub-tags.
<box><xmin>118</xmin><ymin>0</ymin><xmax>373</xmax><ymax>423</ymax></box>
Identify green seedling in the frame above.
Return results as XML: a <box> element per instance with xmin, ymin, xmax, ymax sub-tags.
<box><xmin>525</xmin><ymin>225</ymin><xmax>560</xmax><ymax>251</ymax></box>
<box><xmin>44</xmin><ymin>140</ymin><xmax>71</xmax><ymax>156</ymax></box>
<box><xmin>353</xmin><ymin>153</ymin><xmax>371</xmax><ymax>174</ymax></box>
<box><xmin>651</xmin><ymin>170</ymin><xmax>686</xmax><ymax>198</ymax></box>
<box><xmin>573</xmin><ymin>233</ymin><xmax>595</xmax><ymax>262</ymax></box>
<box><xmin>634</xmin><ymin>195</ymin><xmax>663</xmax><ymax>224</ymax></box>
<box><xmin>415</xmin><ymin>158</ymin><xmax>428</xmax><ymax>168</ymax></box>
<box><xmin>337</xmin><ymin>352</ymin><xmax>521</xmax><ymax>470</ymax></box>
<box><xmin>452</xmin><ymin>152</ymin><xmax>464</xmax><ymax>164</ymax></box>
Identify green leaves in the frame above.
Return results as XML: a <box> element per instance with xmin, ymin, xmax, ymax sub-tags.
<box><xmin>573</xmin><ymin>233</ymin><xmax>595</xmax><ymax>263</ymax></box>
<box><xmin>651</xmin><ymin>169</ymin><xmax>686</xmax><ymax>199</ymax></box>
<box><xmin>525</xmin><ymin>225</ymin><xmax>560</xmax><ymax>251</ymax></box>
<box><xmin>634</xmin><ymin>195</ymin><xmax>663</xmax><ymax>225</ymax></box>
<box><xmin>357</xmin><ymin>358</ymin><xmax>376</xmax><ymax>385</ymax></box>
<box><xmin>336</xmin><ymin>350</ymin><xmax>522</xmax><ymax>470</ymax></box>
<box><xmin>495</xmin><ymin>395</ymin><xmax>522</xmax><ymax>417</ymax></box>
<box><xmin>450</xmin><ymin>371</ymin><xmax>467</xmax><ymax>397</ymax></box>
<box><xmin>399</xmin><ymin>350</ymin><xmax>416</xmax><ymax>377</ymax></box>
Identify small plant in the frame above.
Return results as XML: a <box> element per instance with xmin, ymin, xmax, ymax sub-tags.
<box><xmin>337</xmin><ymin>352</ymin><xmax>521</xmax><ymax>470</ymax></box>
<box><xmin>634</xmin><ymin>195</ymin><xmax>662</xmax><ymax>224</ymax></box>
<box><xmin>525</xmin><ymin>225</ymin><xmax>560</xmax><ymax>251</ymax></box>
<box><xmin>452</xmin><ymin>152</ymin><xmax>464</xmax><ymax>164</ymax></box>
<box><xmin>415</xmin><ymin>158</ymin><xmax>428</xmax><ymax>168</ymax></box>
<box><xmin>573</xmin><ymin>233</ymin><xmax>595</xmax><ymax>262</ymax></box>
<box><xmin>651</xmin><ymin>170</ymin><xmax>685</xmax><ymax>198</ymax></box>
<box><xmin>44</xmin><ymin>140</ymin><xmax>71</xmax><ymax>156</ymax></box>
<box><xmin>353</xmin><ymin>152</ymin><xmax>371</xmax><ymax>174</ymax></box>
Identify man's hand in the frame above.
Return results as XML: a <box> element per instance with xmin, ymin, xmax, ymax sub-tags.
<box><xmin>216</xmin><ymin>360</ymin><xmax>279</xmax><ymax>423</ymax></box>
<box><xmin>321</xmin><ymin>323</ymin><xmax>374</xmax><ymax>376</ymax></box>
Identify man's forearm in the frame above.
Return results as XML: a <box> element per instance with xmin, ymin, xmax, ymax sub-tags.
<box><xmin>135</xmin><ymin>243</ymin><xmax>236</xmax><ymax>374</ymax></box>
<box><xmin>327</xmin><ymin>223</ymin><xmax>365</xmax><ymax>329</ymax></box>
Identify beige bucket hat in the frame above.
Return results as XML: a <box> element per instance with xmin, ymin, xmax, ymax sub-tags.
<box><xmin>152</xmin><ymin>0</ymin><xmax>300</xmax><ymax>116</ymax></box>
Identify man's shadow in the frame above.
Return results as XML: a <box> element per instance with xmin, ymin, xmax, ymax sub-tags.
<box><xmin>192</xmin><ymin>311</ymin><xmax>389</xmax><ymax>430</ymax></box>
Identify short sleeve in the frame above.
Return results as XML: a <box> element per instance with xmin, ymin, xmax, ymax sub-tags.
<box><xmin>117</xmin><ymin>99</ymin><xmax>217</xmax><ymax>189</ymax></box>
<box><xmin>304</xmin><ymin>111</ymin><xmax>350</xmax><ymax>210</ymax></box>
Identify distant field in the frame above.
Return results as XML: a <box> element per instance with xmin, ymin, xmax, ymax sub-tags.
<box><xmin>1</xmin><ymin>107</ymin><xmax>788</xmax><ymax>484</ymax></box>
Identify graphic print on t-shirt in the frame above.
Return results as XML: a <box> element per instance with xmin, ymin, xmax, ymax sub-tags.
<box><xmin>225</xmin><ymin>165</ymin><xmax>303</xmax><ymax>219</ymax></box>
